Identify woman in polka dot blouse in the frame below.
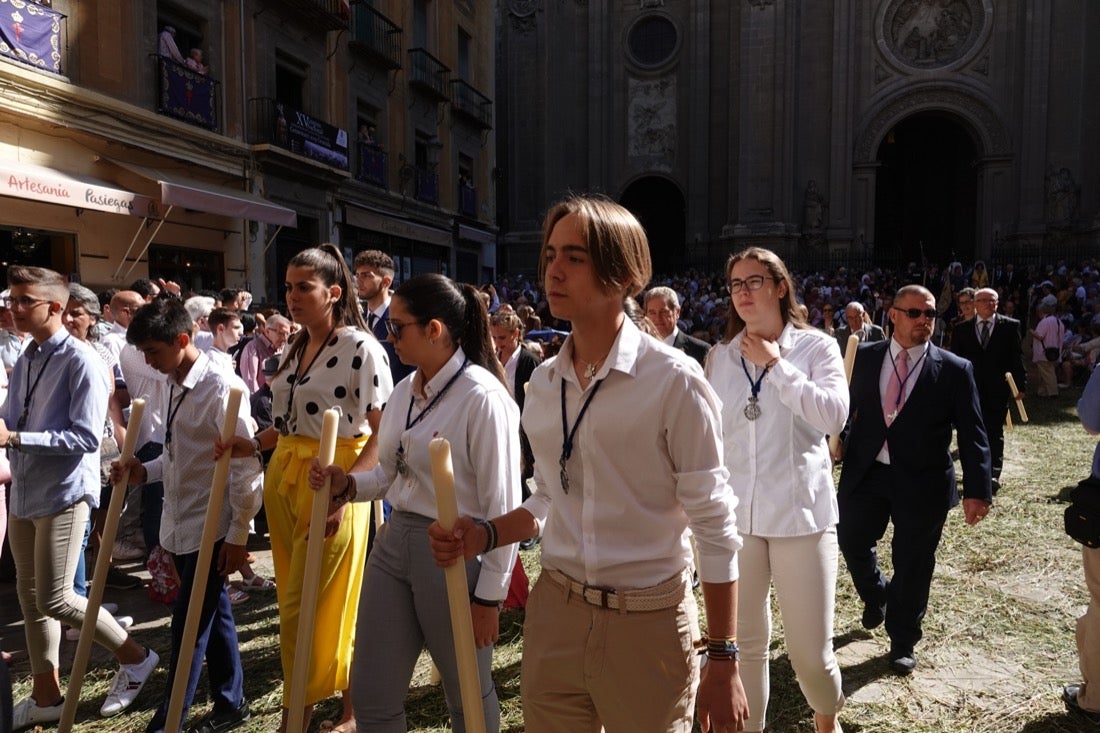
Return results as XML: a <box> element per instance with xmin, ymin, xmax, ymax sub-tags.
<box><xmin>222</xmin><ymin>243</ymin><xmax>393</xmax><ymax>732</ymax></box>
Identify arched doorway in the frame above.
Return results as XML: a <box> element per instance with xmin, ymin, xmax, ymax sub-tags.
<box><xmin>620</xmin><ymin>177</ymin><xmax>685</xmax><ymax>276</ymax></box>
<box><xmin>874</xmin><ymin>113</ymin><xmax>978</xmax><ymax>266</ymax></box>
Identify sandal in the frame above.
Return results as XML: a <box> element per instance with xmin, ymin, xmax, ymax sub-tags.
<box><xmin>235</xmin><ymin>574</ymin><xmax>276</xmax><ymax>591</ymax></box>
<box><xmin>227</xmin><ymin>586</ymin><xmax>249</xmax><ymax>605</ymax></box>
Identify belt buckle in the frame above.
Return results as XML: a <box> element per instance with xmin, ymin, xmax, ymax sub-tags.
<box><xmin>582</xmin><ymin>582</ymin><xmax>616</xmax><ymax>609</ymax></box>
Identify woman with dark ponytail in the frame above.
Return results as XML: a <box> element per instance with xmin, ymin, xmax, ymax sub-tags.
<box><xmin>309</xmin><ymin>272</ymin><xmax>520</xmax><ymax>732</ymax></box>
<box><xmin>218</xmin><ymin>243</ymin><xmax>393</xmax><ymax>732</ymax></box>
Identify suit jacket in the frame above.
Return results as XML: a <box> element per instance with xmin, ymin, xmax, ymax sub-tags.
<box><xmin>835</xmin><ymin>324</ymin><xmax>886</xmax><ymax>357</ymax></box>
<box><xmin>838</xmin><ymin>341</ymin><xmax>992</xmax><ymax>516</ymax></box>
<box><xmin>950</xmin><ymin>315</ymin><xmax>1026</xmax><ymax>408</ymax></box>
<box><xmin>513</xmin><ymin>346</ymin><xmax>540</xmax><ymax>411</ymax></box>
<box><xmin>366</xmin><ymin>302</ymin><xmax>415</xmax><ymax>383</ymax></box>
<box><xmin>672</xmin><ymin>330</ymin><xmax>711</xmax><ymax>367</ymax></box>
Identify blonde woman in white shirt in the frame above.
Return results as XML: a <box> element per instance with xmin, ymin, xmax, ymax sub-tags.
<box><xmin>310</xmin><ymin>273</ymin><xmax>520</xmax><ymax>732</ymax></box>
<box><xmin>705</xmin><ymin>247</ymin><xmax>849</xmax><ymax>733</ymax></box>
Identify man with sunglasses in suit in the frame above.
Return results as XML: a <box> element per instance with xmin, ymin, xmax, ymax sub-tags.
<box><xmin>837</xmin><ymin>284</ymin><xmax>992</xmax><ymax>676</ymax></box>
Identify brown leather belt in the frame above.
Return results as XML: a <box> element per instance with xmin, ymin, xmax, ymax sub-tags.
<box><xmin>543</xmin><ymin>568</ymin><xmax>689</xmax><ymax>613</ymax></box>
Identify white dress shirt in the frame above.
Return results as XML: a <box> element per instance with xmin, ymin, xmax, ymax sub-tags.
<box><xmin>501</xmin><ymin>347</ymin><xmax>520</xmax><ymax>391</ymax></box>
<box><xmin>521</xmin><ymin>318</ymin><xmax>742</xmax><ymax>589</ymax></box>
<box><xmin>143</xmin><ymin>352</ymin><xmax>263</xmax><ymax>554</ymax></box>
<box><xmin>349</xmin><ymin>349</ymin><xmax>521</xmax><ymax>601</ymax></box>
<box><xmin>875</xmin><ymin>339</ymin><xmax>930</xmax><ymax>464</ymax></box>
<box><xmin>118</xmin><ymin>342</ymin><xmax>169</xmax><ymax>445</ymax></box>
<box><xmin>706</xmin><ymin>324</ymin><xmax>849</xmax><ymax>537</ymax></box>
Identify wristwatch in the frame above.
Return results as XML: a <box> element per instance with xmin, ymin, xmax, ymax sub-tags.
<box><xmin>6</xmin><ymin>432</ymin><xmax>19</xmax><ymax>450</ymax></box>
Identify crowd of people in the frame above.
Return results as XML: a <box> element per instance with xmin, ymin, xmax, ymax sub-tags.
<box><xmin>2</xmin><ymin>195</ymin><xmax>1100</xmax><ymax>732</ymax></box>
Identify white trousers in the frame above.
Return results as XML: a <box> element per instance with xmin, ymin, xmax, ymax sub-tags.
<box><xmin>736</xmin><ymin>530</ymin><xmax>845</xmax><ymax>731</ymax></box>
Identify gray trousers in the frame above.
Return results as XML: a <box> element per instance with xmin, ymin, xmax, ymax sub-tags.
<box><xmin>352</xmin><ymin>510</ymin><xmax>500</xmax><ymax>733</ymax></box>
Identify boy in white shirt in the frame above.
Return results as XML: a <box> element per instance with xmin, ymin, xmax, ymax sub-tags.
<box><xmin>114</xmin><ymin>297</ymin><xmax>261</xmax><ymax>733</ymax></box>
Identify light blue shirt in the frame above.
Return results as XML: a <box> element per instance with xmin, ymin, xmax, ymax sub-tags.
<box><xmin>2</xmin><ymin>327</ymin><xmax>110</xmax><ymax>518</ymax></box>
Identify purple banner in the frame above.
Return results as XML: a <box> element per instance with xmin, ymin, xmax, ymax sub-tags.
<box><xmin>0</xmin><ymin>0</ymin><xmax>62</xmax><ymax>73</ymax></box>
<box><xmin>157</xmin><ymin>56</ymin><xmax>217</xmax><ymax>130</ymax></box>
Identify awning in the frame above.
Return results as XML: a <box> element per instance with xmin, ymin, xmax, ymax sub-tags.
<box><xmin>97</xmin><ymin>157</ymin><xmax>297</xmax><ymax>227</ymax></box>
<box><xmin>0</xmin><ymin>158</ymin><xmax>157</xmax><ymax>217</ymax></box>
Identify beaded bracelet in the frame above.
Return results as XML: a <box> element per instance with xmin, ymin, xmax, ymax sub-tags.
<box><xmin>704</xmin><ymin>635</ymin><xmax>740</xmax><ymax>661</ymax></box>
<box><xmin>473</xmin><ymin>518</ymin><xmax>499</xmax><ymax>554</ymax></box>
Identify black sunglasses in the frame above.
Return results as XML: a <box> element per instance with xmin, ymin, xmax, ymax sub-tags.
<box><xmin>892</xmin><ymin>307</ymin><xmax>938</xmax><ymax>320</ymax></box>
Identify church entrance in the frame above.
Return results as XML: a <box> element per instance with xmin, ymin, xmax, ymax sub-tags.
<box><xmin>874</xmin><ymin>112</ymin><xmax>978</xmax><ymax>267</ymax></box>
<box><xmin>620</xmin><ymin>177</ymin><xmax>685</xmax><ymax>276</ymax></box>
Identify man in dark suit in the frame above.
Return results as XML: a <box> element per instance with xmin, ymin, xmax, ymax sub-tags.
<box><xmin>353</xmin><ymin>249</ymin><xmax>414</xmax><ymax>384</ymax></box>
<box><xmin>643</xmin><ymin>286</ymin><xmax>710</xmax><ymax>366</ymax></box>
<box><xmin>835</xmin><ymin>301</ymin><xmax>887</xmax><ymax>358</ymax></box>
<box><xmin>838</xmin><ymin>284</ymin><xmax>992</xmax><ymax>676</ymax></box>
<box><xmin>950</xmin><ymin>287</ymin><xmax>1026</xmax><ymax>493</ymax></box>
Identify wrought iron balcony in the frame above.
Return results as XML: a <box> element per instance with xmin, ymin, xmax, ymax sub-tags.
<box><xmin>154</xmin><ymin>55</ymin><xmax>219</xmax><ymax>131</ymax></box>
<box><xmin>350</xmin><ymin>5</ymin><xmax>402</xmax><ymax>69</ymax></box>
<box><xmin>459</xmin><ymin>184</ymin><xmax>477</xmax><ymax>217</ymax></box>
<box><xmin>408</xmin><ymin>48</ymin><xmax>450</xmax><ymax>102</ymax></box>
<box><xmin>249</xmin><ymin>97</ymin><xmax>349</xmax><ymax>171</ymax></box>
<box><xmin>449</xmin><ymin>79</ymin><xmax>492</xmax><ymax>130</ymax></box>
<box><xmin>415</xmin><ymin>169</ymin><xmax>439</xmax><ymax>205</ymax></box>
<box><xmin>267</xmin><ymin>0</ymin><xmax>350</xmax><ymax>32</ymax></box>
<box><xmin>357</xmin><ymin>141</ymin><xmax>388</xmax><ymax>188</ymax></box>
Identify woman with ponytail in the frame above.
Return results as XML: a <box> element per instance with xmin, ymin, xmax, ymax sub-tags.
<box><xmin>309</xmin><ymin>272</ymin><xmax>520</xmax><ymax>732</ymax></box>
<box><xmin>219</xmin><ymin>243</ymin><xmax>393</xmax><ymax>732</ymax></box>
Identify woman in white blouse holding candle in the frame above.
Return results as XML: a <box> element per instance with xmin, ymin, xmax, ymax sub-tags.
<box><xmin>705</xmin><ymin>247</ymin><xmax>849</xmax><ymax>733</ymax></box>
<box><xmin>310</xmin><ymin>273</ymin><xmax>520</xmax><ymax>732</ymax></box>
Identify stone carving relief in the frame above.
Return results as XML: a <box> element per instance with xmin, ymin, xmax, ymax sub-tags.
<box><xmin>800</xmin><ymin>180</ymin><xmax>829</xmax><ymax>249</ymax></box>
<box><xmin>508</xmin><ymin>0</ymin><xmax>541</xmax><ymax>33</ymax></box>
<box><xmin>882</xmin><ymin>0</ymin><xmax>987</xmax><ymax>70</ymax></box>
<box><xmin>1045</xmin><ymin>166</ymin><xmax>1080</xmax><ymax>229</ymax></box>
<box><xmin>628</xmin><ymin>77</ymin><xmax>676</xmax><ymax>162</ymax></box>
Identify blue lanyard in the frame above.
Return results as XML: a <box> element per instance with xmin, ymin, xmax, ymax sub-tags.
<box><xmin>559</xmin><ymin>376</ymin><xmax>603</xmax><ymax>494</ymax></box>
<box><xmin>740</xmin><ymin>356</ymin><xmax>769</xmax><ymax>421</ymax></box>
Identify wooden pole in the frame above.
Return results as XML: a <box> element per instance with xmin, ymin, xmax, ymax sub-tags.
<box><xmin>59</xmin><ymin>400</ymin><xmax>146</xmax><ymax>733</ymax></box>
<box><xmin>164</xmin><ymin>388</ymin><xmax>244</xmax><ymax>733</ymax></box>
<box><xmin>286</xmin><ymin>408</ymin><xmax>340</xmax><ymax>733</ymax></box>
<box><xmin>1006</xmin><ymin>372</ymin><xmax>1028</xmax><ymax>422</ymax></box>
<box><xmin>429</xmin><ymin>437</ymin><xmax>487</xmax><ymax>733</ymax></box>
<box><xmin>829</xmin><ymin>334</ymin><xmax>861</xmax><ymax>457</ymax></box>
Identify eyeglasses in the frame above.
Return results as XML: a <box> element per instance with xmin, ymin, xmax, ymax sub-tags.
<box><xmin>975</xmin><ymin>297</ymin><xmax>997</xmax><ymax>304</ymax></box>
<box><xmin>385</xmin><ymin>319</ymin><xmax>422</xmax><ymax>339</ymax></box>
<box><xmin>957</xmin><ymin>299</ymin><xmax>973</xmax><ymax>306</ymax></box>
<box><xmin>0</xmin><ymin>295</ymin><xmax>51</xmax><ymax>310</ymax></box>
<box><xmin>728</xmin><ymin>275</ymin><xmax>778</xmax><ymax>294</ymax></box>
<box><xmin>892</xmin><ymin>307</ymin><xmax>938</xmax><ymax>320</ymax></box>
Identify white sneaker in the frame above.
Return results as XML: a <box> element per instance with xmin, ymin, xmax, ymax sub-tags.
<box><xmin>12</xmin><ymin>696</ymin><xmax>64</xmax><ymax>730</ymax></box>
<box><xmin>100</xmin><ymin>647</ymin><xmax>159</xmax><ymax>717</ymax></box>
<box><xmin>112</xmin><ymin>539</ymin><xmax>146</xmax><ymax>561</ymax></box>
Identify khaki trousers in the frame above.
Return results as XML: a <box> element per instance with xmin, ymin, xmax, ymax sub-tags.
<box><xmin>521</xmin><ymin>570</ymin><xmax>699</xmax><ymax>733</ymax></box>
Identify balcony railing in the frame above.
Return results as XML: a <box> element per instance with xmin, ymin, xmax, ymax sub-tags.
<box><xmin>357</xmin><ymin>142</ymin><xmax>387</xmax><ymax>188</ymax></box>
<box><xmin>350</xmin><ymin>5</ymin><xmax>402</xmax><ymax>69</ymax></box>
<box><xmin>269</xmin><ymin>0</ymin><xmax>350</xmax><ymax>32</ymax></box>
<box><xmin>449</xmin><ymin>79</ymin><xmax>492</xmax><ymax>130</ymax></box>
<box><xmin>154</xmin><ymin>55</ymin><xmax>219</xmax><ymax>131</ymax></box>
<box><xmin>459</xmin><ymin>184</ymin><xmax>477</xmax><ymax>217</ymax></box>
<box><xmin>408</xmin><ymin>48</ymin><xmax>450</xmax><ymax>102</ymax></box>
<box><xmin>415</xmin><ymin>169</ymin><xmax>439</xmax><ymax>205</ymax></box>
<box><xmin>249</xmin><ymin>97</ymin><xmax>349</xmax><ymax>171</ymax></box>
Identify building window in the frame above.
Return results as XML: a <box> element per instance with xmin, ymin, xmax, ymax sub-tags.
<box><xmin>627</xmin><ymin>15</ymin><xmax>678</xmax><ymax>68</ymax></box>
<box><xmin>457</xmin><ymin>28</ymin><xmax>471</xmax><ymax>81</ymax></box>
<box><xmin>275</xmin><ymin>51</ymin><xmax>307</xmax><ymax>111</ymax></box>
<box><xmin>413</xmin><ymin>0</ymin><xmax>430</xmax><ymax>49</ymax></box>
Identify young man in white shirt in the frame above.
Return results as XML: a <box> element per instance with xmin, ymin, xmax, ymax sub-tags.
<box><xmin>208</xmin><ymin>308</ymin><xmax>244</xmax><ymax>372</ymax></box>
<box><xmin>427</xmin><ymin>195</ymin><xmax>748</xmax><ymax>732</ymax></box>
<box><xmin>115</xmin><ymin>297</ymin><xmax>262</xmax><ymax>733</ymax></box>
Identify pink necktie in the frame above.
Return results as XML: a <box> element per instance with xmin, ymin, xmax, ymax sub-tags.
<box><xmin>883</xmin><ymin>348</ymin><xmax>909</xmax><ymax>425</ymax></box>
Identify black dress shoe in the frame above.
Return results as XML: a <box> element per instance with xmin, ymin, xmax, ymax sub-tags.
<box><xmin>991</xmin><ymin>477</ymin><xmax>1001</xmax><ymax>495</ymax></box>
<box><xmin>190</xmin><ymin>699</ymin><xmax>250</xmax><ymax>733</ymax></box>
<box><xmin>888</xmin><ymin>649</ymin><xmax>916</xmax><ymax>676</ymax></box>
<box><xmin>1063</xmin><ymin>684</ymin><xmax>1100</xmax><ymax>724</ymax></box>
<box><xmin>861</xmin><ymin>602</ymin><xmax>885</xmax><ymax>630</ymax></box>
